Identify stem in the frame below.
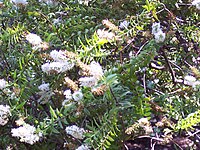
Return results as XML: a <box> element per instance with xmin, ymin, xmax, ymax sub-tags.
<box><xmin>161</xmin><ymin>49</ymin><xmax>176</xmax><ymax>84</ymax></box>
<box><xmin>109</xmin><ymin>86</ymin><xmax>126</xmax><ymax>149</ymax></box>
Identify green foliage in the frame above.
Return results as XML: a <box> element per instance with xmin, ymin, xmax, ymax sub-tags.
<box><xmin>176</xmin><ymin>110</ymin><xmax>200</xmax><ymax>131</ymax></box>
<box><xmin>85</xmin><ymin>110</ymin><xmax>119</xmax><ymax>149</ymax></box>
<box><xmin>0</xmin><ymin>0</ymin><xmax>200</xmax><ymax>149</ymax></box>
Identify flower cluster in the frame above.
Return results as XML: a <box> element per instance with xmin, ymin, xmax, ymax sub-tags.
<box><xmin>64</xmin><ymin>89</ymin><xmax>72</xmax><ymax>100</ymax></box>
<box><xmin>119</xmin><ymin>20</ymin><xmax>129</xmax><ymax>30</ymax></box>
<box><xmin>42</xmin><ymin>50</ymin><xmax>74</xmax><ymax>73</ymax></box>
<box><xmin>152</xmin><ymin>22</ymin><xmax>166</xmax><ymax>43</ymax></box>
<box><xmin>25</xmin><ymin>33</ymin><xmax>42</xmax><ymax>46</ymax></box>
<box><xmin>192</xmin><ymin>0</ymin><xmax>200</xmax><ymax>10</ymax></box>
<box><xmin>25</xmin><ymin>33</ymin><xmax>49</xmax><ymax>51</ymax></box>
<box><xmin>138</xmin><ymin>118</ymin><xmax>153</xmax><ymax>135</ymax></box>
<box><xmin>39</xmin><ymin>0</ymin><xmax>56</xmax><ymax>5</ymax></box>
<box><xmin>184</xmin><ymin>75</ymin><xmax>200</xmax><ymax>87</ymax></box>
<box><xmin>77</xmin><ymin>0</ymin><xmax>91</xmax><ymax>6</ymax></box>
<box><xmin>38</xmin><ymin>83</ymin><xmax>50</xmax><ymax>92</ymax></box>
<box><xmin>65</xmin><ymin>125</ymin><xmax>85</xmax><ymax>139</ymax></box>
<box><xmin>76</xmin><ymin>144</ymin><xmax>90</xmax><ymax>150</ymax></box>
<box><xmin>97</xmin><ymin>29</ymin><xmax>115</xmax><ymax>41</ymax></box>
<box><xmin>11</xmin><ymin>123</ymin><xmax>42</xmax><ymax>145</ymax></box>
<box><xmin>0</xmin><ymin>79</ymin><xmax>7</xmax><ymax>89</ymax></box>
<box><xmin>79</xmin><ymin>77</ymin><xmax>96</xmax><ymax>87</ymax></box>
<box><xmin>38</xmin><ymin>83</ymin><xmax>54</xmax><ymax>104</ymax></box>
<box><xmin>0</xmin><ymin>105</ymin><xmax>11</xmax><ymax>126</ymax></box>
<box><xmin>11</xmin><ymin>0</ymin><xmax>28</xmax><ymax>5</ymax></box>
<box><xmin>79</xmin><ymin>61</ymin><xmax>103</xmax><ymax>88</ymax></box>
<box><xmin>62</xmin><ymin>90</ymin><xmax>83</xmax><ymax>106</ymax></box>
<box><xmin>89</xmin><ymin>61</ymin><xmax>104</xmax><ymax>80</ymax></box>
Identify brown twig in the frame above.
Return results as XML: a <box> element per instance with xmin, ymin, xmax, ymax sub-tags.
<box><xmin>161</xmin><ymin>49</ymin><xmax>176</xmax><ymax>84</ymax></box>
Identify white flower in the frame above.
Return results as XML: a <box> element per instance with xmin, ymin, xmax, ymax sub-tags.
<box><xmin>0</xmin><ymin>79</ymin><xmax>7</xmax><ymax>89</ymax></box>
<box><xmin>41</xmin><ymin>61</ymin><xmax>74</xmax><ymax>73</ymax></box>
<box><xmin>138</xmin><ymin>118</ymin><xmax>150</xmax><ymax>127</ymax></box>
<box><xmin>193</xmin><ymin>81</ymin><xmax>200</xmax><ymax>87</ymax></box>
<box><xmin>154</xmin><ymin>30</ymin><xmax>166</xmax><ymax>43</ymax></box>
<box><xmin>79</xmin><ymin>77</ymin><xmax>97</xmax><ymax>87</ymax></box>
<box><xmin>62</xmin><ymin>89</ymin><xmax>73</xmax><ymax>105</ymax></box>
<box><xmin>184</xmin><ymin>75</ymin><xmax>200</xmax><ymax>87</ymax></box>
<box><xmin>76</xmin><ymin>144</ymin><xmax>90</xmax><ymax>150</ymax></box>
<box><xmin>37</xmin><ymin>83</ymin><xmax>53</xmax><ymax>104</ymax></box>
<box><xmin>41</xmin><ymin>63</ymin><xmax>50</xmax><ymax>73</ymax></box>
<box><xmin>50</xmin><ymin>50</ymin><xmax>68</xmax><ymax>62</ymax></box>
<box><xmin>89</xmin><ymin>61</ymin><xmax>103</xmax><ymax>80</ymax></box>
<box><xmin>64</xmin><ymin>89</ymin><xmax>72</xmax><ymax>100</ymax></box>
<box><xmin>119</xmin><ymin>20</ymin><xmax>129</xmax><ymax>29</ymax></box>
<box><xmin>97</xmin><ymin>29</ymin><xmax>115</xmax><ymax>41</ymax></box>
<box><xmin>11</xmin><ymin>0</ymin><xmax>28</xmax><ymax>5</ymax></box>
<box><xmin>25</xmin><ymin>33</ymin><xmax>42</xmax><ymax>45</ymax></box>
<box><xmin>72</xmin><ymin>91</ymin><xmax>83</xmax><ymax>102</ymax></box>
<box><xmin>38</xmin><ymin>83</ymin><xmax>50</xmax><ymax>92</ymax></box>
<box><xmin>184</xmin><ymin>75</ymin><xmax>196</xmax><ymax>82</ymax></box>
<box><xmin>15</xmin><ymin>117</ymin><xmax>25</xmax><ymax>126</ymax></box>
<box><xmin>152</xmin><ymin>22</ymin><xmax>166</xmax><ymax>43</ymax></box>
<box><xmin>152</xmin><ymin>22</ymin><xmax>161</xmax><ymax>35</ymax></box>
<box><xmin>65</xmin><ymin>125</ymin><xmax>85</xmax><ymax>139</ymax></box>
<box><xmin>52</xmin><ymin>18</ymin><xmax>61</xmax><ymax>25</ymax></box>
<box><xmin>39</xmin><ymin>0</ymin><xmax>55</xmax><ymax>5</ymax></box>
<box><xmin>192</xmin><ymin>0</ymin><xmax>200</xmax><ymax>10</ymax></box>
<box><xmin>0</xmin><ymin>105</ymin><xmax>11</xmax><ymax>126</ymax></box>
<box><xmin>11</xmin><ymin>123</ymin><xmax>41</xmax><ymax>145</ymax></box>
<box><xmin>78</xmin><ymin>0</ymin><xmax>91</xmax><ymax>6</ymax></box>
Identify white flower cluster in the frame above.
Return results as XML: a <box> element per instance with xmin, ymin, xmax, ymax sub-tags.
<box><xmin>184</xmin><ymin>75</ymin><xmax>200</xmax><ymax>87</ymax></box>
<box><xmin>192</xmin><ymin>0</ymin><xmax>200</xmax><ymax>10</ymax></box>
<box><xmin>89</xmin><ymin>61</ymin><xmax>104</xmax><ymax>80</ymax></box>
<box><xmin>0</xmin><ymin>79</ymin><xmax>7</xmax><ymax>89</ymax></box>
<box><xmin>152</xmin><ymin>22</ymin><xmax>166</xmax><ymax>43</ymax></box>
<box><xmin>11</xmin><ymin>123</ymin><xmax>42</xmax><ymax>145</ymax></box>
<box><xmin>39</xmin><ymin>0</ymin><xmax>56</xmax><ymax>5</ymax></box>
<box><xmin>97</xmin><ymin>29</ymin><xmax>115</xmax><ymax>41</ymax></box>
<box><xmin>50</xmin><ymin>50</ymin><xmax>68</xmax><ymax>62</ymax></box>
<box><xmin>138</xmin><ymin>118</ymin><xmax>150</xmax><ymax>126</ymax></box>
<box><xmin>25</xmin><ymin>33</ymin><xmax>42</xmax><ymax>46</ymax></box>
<box><xmin>25</xmin><ymin>33</ymin><xmax>47</xmax><ymax>50</ymax></box>
<box><xmin>64</xmin><ymin>89</ymin><xmax>72</xmax><ymax>100</ymax></box>
<box><xmin>65</xmin><ymin>125</ymin><xmax>85</xmax><ymax>139</ymax></box>
<box><xmin>78</xmin><ymin>0</ymin><xmax>92</xmax><ymax>6</ymax></box>
<box><xmin>76</xmin><ymin>144</ymin><xmax>90</xmax><ymax>150</ymax></box>
<box><xmin>79</xmin><ymin>61</ymin><xmax>103</xmax><ymax>88</ymax></box>
<box><xmin>38</xmin><ymin>83</ymin><xmax>50</xmax><ymax>92</ymax></box>
<box><xmin>42</xmin><ymin>50</ymin><xmax>74</xmax><ymax>74</ymax></box>
<box><xmin>38</xmin><ymin>83</ymin><xmax>53</xmax><ymax>104</ymax></box>
<box><xmin>11</xmin><ymin>0</ymin><xmax>28</xmax><ymax>5</ymax></box>
<box><xmin>79</xmin><ymin>77</ymin><xmax>96</xmax><ymax>87</ymax></box>
<box><xmin>119</xmin><ymin>20</ymin><xmax>129</xmax><ymax>30</ymax></box>
<box><xmin>0</xmin><ymin>105</ymin><xmax>11</xmax><ymax>126</ymax></box>
<box><xmin>138</xmin><ymin>118</ymin><xmax>153</xmax><ymax>135</ymax></box>
<box><xmin>62</xmin><ymin>90</ymin><xmax>83</xmax><ymax>106</ymax></box>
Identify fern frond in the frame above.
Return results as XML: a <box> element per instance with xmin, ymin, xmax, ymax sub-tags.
<box><xmin>1</xmin><ymin>24</ymin><xmax>24</xmax><ymax>46</ymax></box>
<box><xmin>85</xmin><ymin>111</ymin><xmax>119</xmax><ymax>149</ymax></box>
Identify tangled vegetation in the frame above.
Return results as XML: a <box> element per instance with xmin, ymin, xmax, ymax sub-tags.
<box><xmin>0</xmin><ymin>0</ymin><xmax>200</xmax><ymax>149</ymax></box>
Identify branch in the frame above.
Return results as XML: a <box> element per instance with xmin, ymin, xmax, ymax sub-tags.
<box><xmin>161</xmin><ymin>49</ymin><xmax>176</xmax><ymax>84</ymax></box>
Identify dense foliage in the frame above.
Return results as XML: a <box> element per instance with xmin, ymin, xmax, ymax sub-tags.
<box><xmin>0</xmin><ymin>0</ymin><xmax>200</xmax><ymax>149</ymax></box>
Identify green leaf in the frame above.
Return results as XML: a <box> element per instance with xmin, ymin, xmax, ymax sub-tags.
<box><xmin>15</xmin><ymin>101</ymin><xmax>26</xmax><ymax>109</ymax></box>
<box><xmin>50</xmin><ymin>106</ymin><xmax>58</xmax><ymax>119</ymax></box>
<box><xmin>104</xmin><ymin>74</ymin><xmax>118</xmax><ymax>85</ymax></box>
